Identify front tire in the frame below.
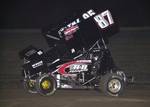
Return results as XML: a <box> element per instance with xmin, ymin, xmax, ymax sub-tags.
<box><xmin>36</xmin><ymin>74</ymin><xmax>57</xmax><ymax>96</ymax></box>
<box><xmin>100</xmin><ymin>73</ymin><xmax>125</xmax><ymax>96</ymax></box>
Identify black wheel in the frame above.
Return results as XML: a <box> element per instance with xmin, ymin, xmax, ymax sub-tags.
<box><xmin>100</xmin><ymin>73</ymin><xmax>125</xmax><ymax>96</ymax></box>
<box><xmin>36</xmin><ymin>74</ymin><xmax>57</xmax><ymax>96</ymax></box>
<box><xmin>23</xmin><ymin>79</ymin><xmax>37</xmax><ymax>94</ymax></box>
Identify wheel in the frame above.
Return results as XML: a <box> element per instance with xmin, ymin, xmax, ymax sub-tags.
<box><xmin>100</xmin><ymin>73</ymin><xmax>125</xmax><ymax>96</ymax></box>
<box><xmin>23</xmin><ymin>79</ymin><xmax>37</xmax><ymax>94</ymax></box>
<box><xmin>36</xmin><ymin>74</ymin><xmax>57</xmax><ymax>96</ymax></box>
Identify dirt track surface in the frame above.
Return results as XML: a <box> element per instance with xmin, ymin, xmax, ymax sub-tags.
<box><xmin>0</xmin><ymin>83</ymin><xmax>150</xmax><ymax>107</ymax></box>
<box><xmin>0</xmin><ymin>28</ymin><xmax>150</xmax><ymax>107</ymax></box>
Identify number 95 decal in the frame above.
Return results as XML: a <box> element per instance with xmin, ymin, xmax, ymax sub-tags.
<box><xmin>94</xmin><ymin>10</ymin><xmax>114</xmax><ymax>29</ymax></box>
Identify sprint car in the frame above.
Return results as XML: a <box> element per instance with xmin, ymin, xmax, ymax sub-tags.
<box><xmin>19</xmin><ymin>8</ymin><xmax>130</xmax><ymax>96</ymax></box>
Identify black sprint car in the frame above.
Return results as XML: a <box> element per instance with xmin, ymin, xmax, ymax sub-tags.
<box><xmin>19</xmin><ymin>8</ymin><xmax>132</xmax><ymax>96</ymax></box>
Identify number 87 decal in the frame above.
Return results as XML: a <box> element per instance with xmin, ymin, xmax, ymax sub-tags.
<box><xmin>94</xmin><ymin>10</ymin><xmax>114</xmax><ymax>29</ymax></box>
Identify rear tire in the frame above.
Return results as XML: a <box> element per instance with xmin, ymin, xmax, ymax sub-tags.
<box><xmin>100</xmin><ymin>73</ymin><xmax>125</xmax><ymax>96</ymax></box>
<box><xmin>23</xmin><ymin>79</ymin><xmax>37</xmax><ymax>94</ymax></box>
<box><xmin>36</xmin><ymin>74</ymin><xmax>57</xmax><ymax>96</ymax></box>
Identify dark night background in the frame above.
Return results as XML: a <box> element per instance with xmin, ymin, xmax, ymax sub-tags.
<box><xmin>0</xmin><ymin>0</ymin><xmax>150</xmax><ymax>29</ymax></box>
<box><xmin>0</xmin><ymin>0</ymin><xmax>150</xmax><ymax>81</ymax></box>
